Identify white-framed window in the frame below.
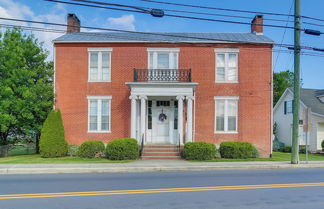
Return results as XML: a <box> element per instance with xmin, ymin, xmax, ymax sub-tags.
<box><xmin>215</xmin><ymin>49</ymin><xmax>239</xmax><ymax>83</ymax></box>
<box><xmin>87</xmin><ymin>96</ymin><xmax>112</xmax><ymax>133</ymax></box>
<box><xmin>88</xmin><ymin>48</ymin><xmax>112</xmax><ymax>82</ymax></box>
<box><xmin>214</xmin><ymin>96</ymin><xmax>239</xmax><ymax>133</ymax></box>
<box><xmin>284</xmin><ymin>100</ymin><xmax>293</xmax><ymax>114</ymax></box>
<box><xmin>147</xmin><ymin>48</ymin><xmax>179</xmax><ymax>69</ymax></box>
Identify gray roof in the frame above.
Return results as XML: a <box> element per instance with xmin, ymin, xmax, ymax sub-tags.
<box><xmin>289</xmin><ymin>88</ymin><xmax>324</xmax><ymax>116</ymax></box>
<box><xmin>53</xmin><ymin>32</ymin><xmax>274</xmax><ymax>44</ymax></box>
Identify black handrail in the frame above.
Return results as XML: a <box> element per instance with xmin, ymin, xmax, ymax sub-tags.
<box><xmin>140</xmin><ymin>134</ymin><xmax>144</xmax><ymax>157</ymax></box>
<box><xmin>134</xmin><ymin>69</ymin><xmax>191</xmax><ymax>82</ymax></box>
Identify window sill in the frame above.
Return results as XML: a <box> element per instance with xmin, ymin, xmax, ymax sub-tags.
<box><xmin>214</xmin><ymin>131</ymin><xmax>238</xmax><ymax>134</ymax></box>
<box><xmin>88</xmin><ymin>131</ymin><xmax>111</xmax><ymax>133</ymax></box>
<box><xmin>88</xmin><ymin>80</ymin><xmax>111</xmax><ymax>83</ymax></box>
<box><xmin>215</xmin><ymin>81</ymin><xmax>239</xmax><ymax>84</ymax></box>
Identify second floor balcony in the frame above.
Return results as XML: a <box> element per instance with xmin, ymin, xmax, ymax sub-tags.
<box><xmin>134</xmin><ymin>69</ymin><xmax>192</xmax><ymax>82</ymax></box>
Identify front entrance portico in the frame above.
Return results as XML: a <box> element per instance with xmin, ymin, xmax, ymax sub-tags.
<box><xmin>126</xmin><ymin>82</ymin><xmax>197</xmax><ymax>145</ymax></box>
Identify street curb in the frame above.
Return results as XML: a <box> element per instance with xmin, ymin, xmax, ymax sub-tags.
<box><xmin>2</xmin><ymin>163</ymin><xmax>324</xmax><ymax>174</ymax></box>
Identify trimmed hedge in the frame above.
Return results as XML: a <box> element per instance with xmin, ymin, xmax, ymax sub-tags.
<box><xmin>282</xmin><ymin>146</ymin><xmax>292</xmax><ymax>153</ymax></box>
<box><xmin>183</xmin><ymin>142</ymin><xmax>216</xmax><ymax>160</ymax></box>
<box><xmin>77</xmin><ymin>140</ymin><xmax>105</xmax><ymax>158</ymax></box>
<box><xmin>105</xmin><ymin>138</ymin><xmax>139</xmax><ymax>160</ymax></box>
<box><xmin>322</xmin><ymin>140</ymin><xmax>324</xmax><ymax>150</ymax></box>
<box><xmin>219</xmin><ymin>141</ymin><xmax>257</xmax><ymax>159</ymax></box>
<box><xmin>40</xmin><ymin>110</ymin><xmax>68</xmax><ymax>158</ymax></box>
<box><xmin>67</xmin><ymin>145</ymin><xmax>79</xmax><ymax>157</ymax></box>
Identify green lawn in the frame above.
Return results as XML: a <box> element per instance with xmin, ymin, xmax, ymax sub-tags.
<box><xmin>0</xmin><ymin>155</ymin><xmax>130</xmax><ymax>164</ymax></box>
<box><xmin>194</xmin><ymin>152</ymin><xmax>324</xmax><ymax>162</ymax></box>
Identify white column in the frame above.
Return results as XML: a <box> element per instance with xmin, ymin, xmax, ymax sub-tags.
<box><xmin>177</xmin><ymin>95</ymin><xmax>184</xmax><ymax>145</ymax></box>
<box><xmin>140</xmin><ymin>95</ymin><xmax>147</xmax><ymax>142</ymax></box>
<box><xmin>129</xmin><ymin>95</ymin><xmax>137</xmax><ymax>139</ymax></box>
<box><xmin>186</xmin><ymin>96</ymin><xmax>194</xmax><ymax>143</ymax></box>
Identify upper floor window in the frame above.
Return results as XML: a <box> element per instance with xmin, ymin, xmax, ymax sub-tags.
<box><xmin>88</xmin><ymin>48</ymin><xmax>112</xmax><ymax>82</ymax></box>
<box><xmin>147</xmin><ymin>48</ymin><xmax>179</xmax><ymax>69</ymax></box>
<box><xmin>87</xmin><ymin>96</ymin><xmax>111</xmax><ymax>132</ymax></box>
<box><xmin>284</xmin><ymin>100</ymin><xmax>293</xmax><ymax>114</ymax></box>
<box><xmin>215</xmin><ymin>49</ymin><xmax>239</xmax><ymax>83</ymax></box>
<box><xmin>214</xmin><ymin>96</ymin><xmax>239</xmax><ymax>133</ymax></box>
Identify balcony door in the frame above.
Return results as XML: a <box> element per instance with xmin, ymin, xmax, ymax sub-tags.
<box><xmin>148</xmin><ymin>49</ymin><xmax>179</xmax><ymax>81</ymax></box>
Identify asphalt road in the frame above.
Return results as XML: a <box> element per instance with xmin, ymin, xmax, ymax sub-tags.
<box><xmin>1</xmin><ymin>168</ymin><xmax>324</xmax><ymax>209</ymax></box>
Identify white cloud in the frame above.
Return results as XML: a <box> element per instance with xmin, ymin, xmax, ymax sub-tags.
<box><xmin>0</xmin><ymin>0</ymin><xmax>66</xmax><ymax>60</ymax></box>
<box><xmin>107</xmin><ymin>14</ymin><xmax>135</xmax><ymax>31</ymax></box>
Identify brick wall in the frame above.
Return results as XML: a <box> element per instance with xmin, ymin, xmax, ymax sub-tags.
<box><xmin>55</xmin><ymin>42</ymin><xmax>272</xmax><ymax>157</ymax></box>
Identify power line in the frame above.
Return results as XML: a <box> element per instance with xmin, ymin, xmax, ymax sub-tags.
<box><xmin>70</xmin><ymin>0</ymin><xmax>296</xmax><ymax>23</ymax></box>
<box><xmin>274</xmin><ymin>0</ymin><xmax>294</xmax><ymax>71</ymax></box>
<box><xmin>45</xmin><ymin>0</ymin><xmax>302</xmax><ymax>31</ymax></box>
<box><xmin>1</xmin><ymin>23</ymin><xmax>324</xmax><ymax>58</ymax></box>
<box><xmin>140</xmin><ymin>0</ymin><xmax>324</xmax><ymax>23</ymax></box>
<box><xmin>1</xmin><ymin>16</ymin><xmax>324</xmax><ymax>54</ymax></box>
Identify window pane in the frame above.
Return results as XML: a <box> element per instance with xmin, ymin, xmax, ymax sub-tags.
<box><xmin>90</xmin><ymin>100</ymin><xmax>98</xmax><ymax>115</ymax></box>
<box><xmin>228</xmin><ymin>54</ymin><xmax>237</xmax><ymax>67</ymax></box>
<box><xmin>102</xmin><ymin>52</ymin><xmax>110</xmax><ymax>68</ymax></box>
<box><xmin>90</xmin><ymin>52</ymin><xmax>98</xmax><ymax>68</ymax></box>
<box><xmin>217</xmin><ymin>54</ymin><xmax>225</xmax><ymax>67</ymax></box>
<box><xmin>227</xmin><ymin>67</ymin><xmax>237</xmax><ymax>81</ymax></box>
<box><xmin>89</xmin><ymin>116</ymin><xmax>97</xmax><ymax>130</ymax></box>
<box><xmin>101</xmin><ymin>116</ymin><xmax>109</xmax><ymax>131</ymax></box>
<box><xmin>157</xmin><ymin>53</ymin><xmax>169</xmax><ymax>69</ymax></box>
<box><xmin>216</xmin><ymin>67</ymin><xmax>225</xmax><ymax>81</ymax></box>
<box><xmin>227</xmin><ymin>100</ymin><xmax>237</xmax><ymax>131</ymax></box>
<box><xmin>149</xmin><ymin>52</ymin><xmax>153</xmax><ymax>69</ymax></box>
<box><xmin>173</xmin><ymin>53</ymin><xmax>178</xmax><ymax>69</ymax></box>
<box><xmin>216</xmin><ymin>116</ymin><xmax>225</xmax><ymax>131</ymax></box>
<box><xmin>101</xmin><ymin>100</ymin><xmax>109</xmax><ymax>115</ymax></box>
<box><xmin>102</xmin><ymin>67</ymin><xmax>110</xmax><ymax>81</ymax></box>
<box><xmin>216</xmin><ymin>100</ymin><xmax>225</xmax><ymax>131</ymax></box>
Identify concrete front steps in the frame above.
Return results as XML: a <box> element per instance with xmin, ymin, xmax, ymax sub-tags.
<box><xmin>141</xmin><ymin>145</ymin><xmax>181</xmax><ymax>160</ymax></box>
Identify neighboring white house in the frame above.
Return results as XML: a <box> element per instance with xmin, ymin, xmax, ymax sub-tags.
<box><xmin>274</xmin><ymin>88</ymin><xmax>324</xmax><ymax>152</ymax></box>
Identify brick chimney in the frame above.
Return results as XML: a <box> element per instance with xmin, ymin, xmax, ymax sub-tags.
<box><xmin>67</xmin><ymin>13</ymin><xmax>80</xmax><ymax>33</ymax></box>
<box><xmin>251</xmin><ymin>15</ymin><xmax>263</xmax><ymax>35</ymax></box>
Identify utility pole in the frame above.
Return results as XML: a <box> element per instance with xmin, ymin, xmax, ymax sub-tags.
<box><xmin>291</xmin><ymin>0</ymin><xmax>301</xmax><ymax>164</ymax></box>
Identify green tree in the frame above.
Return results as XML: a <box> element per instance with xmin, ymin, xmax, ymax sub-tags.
<box><xmin>0</xmin><ymin>28</ymin><xmax>53</xmax><ymax>150</ymax></box>
<box><xmin>273</xmin><ymin>70</ymin><xmax>294</xmax><ymax>105</ymax></box>
<box><xmin>39</xmin><ymin>110</ymin><xmax>68</xmax><ymax>158</ymax></box>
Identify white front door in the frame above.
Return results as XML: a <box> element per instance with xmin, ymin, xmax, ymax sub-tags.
<box><xmin>150</xmin><ymin>100</ymin><xmax>175</xmax><ymax>144</ymax></box>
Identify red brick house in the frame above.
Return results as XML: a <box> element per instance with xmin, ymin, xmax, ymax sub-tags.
<box><xmin>54</xmin><ymin>14</ymin><xmax>273</xmax><ymax>158</ymax></box>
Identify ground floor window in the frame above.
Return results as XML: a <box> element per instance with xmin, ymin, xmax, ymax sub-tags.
<box><xmin>87</xmin><ymin>96</ymin><xmax>111</xmax><ymax>132</ymax></box>
<box><xmin>214</xmin><ymin>96</ymin><xmax>238</xmax><ymax>133</ymax></box>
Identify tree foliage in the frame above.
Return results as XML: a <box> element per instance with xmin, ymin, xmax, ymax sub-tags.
<box><xmin>39</xmin><ymin>110</ymin><xmax>68</xmax><ymax>158</ymax></box>
<box><xmin>273</xmin><ymin>71</ymin><xmax>294</xmax><ymax>105</ymax></box>
<box><xmin>0</xmin><ymin>29</ymin><xmax>53</xmax><ymax>146</ymax></box>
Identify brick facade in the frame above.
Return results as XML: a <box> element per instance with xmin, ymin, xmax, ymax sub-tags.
<box><xmin>55</xmin><ymin>42</ymin><xmax>272</xmax><ymax>157</ymax></box>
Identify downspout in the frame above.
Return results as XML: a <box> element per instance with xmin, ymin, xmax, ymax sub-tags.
<box><xmin>270</xmin><ymin>45</ymin><xmax>274</xmax><ymax>157</ymax></box>
<box><xmin>53</xmin><ymin>44</ymin><xmax>56</xmax><ymax>110</ymax></box>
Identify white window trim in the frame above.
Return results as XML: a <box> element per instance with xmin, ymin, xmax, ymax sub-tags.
<box><xmin>214</xmin><ymin>96</ymin><xmax>239</xmax><ymax>134</ymax></box>
<box><xmin>88</xmin><ymin>48</ymin><xmax>112</xmax><ymax>82</ymax></box>
<box><xmin>147</xmin><ymin>48</ymin><xmax>180</xmax><ymax>69</ymax></box>
<box><xmin>214</xmin><ymin>48</ymin><xmax>239</xmax><ymax>83</ymax></box>
<box><xmin>147</xmin><ymin>48</ymin><xmax>180</xmax><ymax>52</ymax></box>
<box><xmin>87</xmin><ymin>96</ymin><xmax>112</xmax><ymax>133</ymax></box>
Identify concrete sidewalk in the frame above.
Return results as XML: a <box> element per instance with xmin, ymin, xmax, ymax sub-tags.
<box><xmin>1</xmin><ymin>160</ymin><xmax>324</xmax><ymax>174</ymax></box>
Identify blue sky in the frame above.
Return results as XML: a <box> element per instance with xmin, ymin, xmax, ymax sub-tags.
<box><xmin>0</xmin><ymin>0</ymin><xmax>323</xmax><ymax>89</ymax></box>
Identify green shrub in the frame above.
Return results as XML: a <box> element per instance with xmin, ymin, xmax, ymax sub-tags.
<box><xmin>40</xmin><ymin>110</ymin><xmax>68</xmax><ymax>158</ymax></box>
<box><xmin>219</xmin><ymin>141</ymin><xmax>256</xmax><ymax>159</ymax></box>
<box><xmin>252</xmin><ymin>146</ymin><xmax>260</xmax><ymax>158</ymax></box>
<box><xmin>321</xmin><ymin>140</ymin><xmax>324</xmax><ymax>150</ymax></box>
<box><xmin>77</xmin><ymin>140</ymin><xmax>105</xmax><ymax>158</ymax></box>
<box><xmin>183</xmin><ymin>142</ymin><xmax>216</xmax><ymax>160</ymax></box>
<box><xmin>105</xmin><ymin>138</ymin><xmax>139</xmax><ymax>160</ymax></box>
<box><xmin>273</xmin><ymin>139</ymin><xmax>285</xmax><ymax>152</ymax></box>
<box><xmin>67</xmin><ymin>145</ymin><xmax>79</xmax><ymax>157</ymax></box>
<box><xmin>299</xmin><ymin>147</ymin><xmax>306</xmax><ymax>154</ymax></box>
<box><xmin>282</xmin><ymin>146</ymin><xmax>292</xmax><ymax>153</ymax></box>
